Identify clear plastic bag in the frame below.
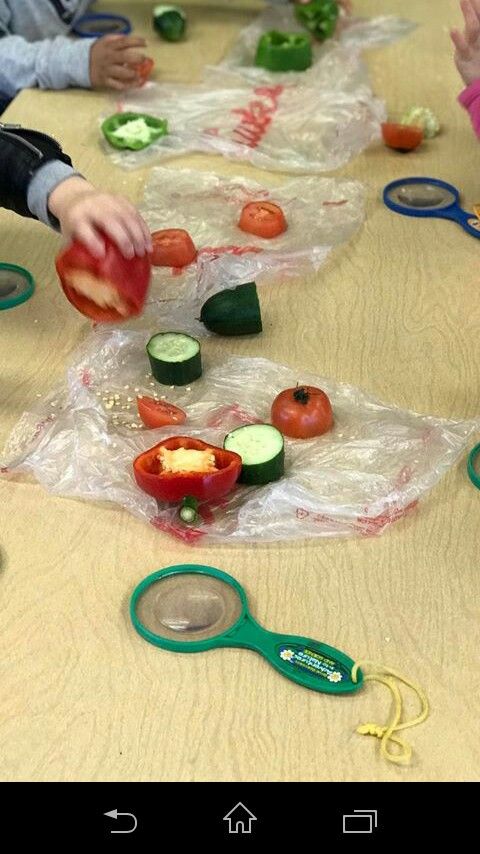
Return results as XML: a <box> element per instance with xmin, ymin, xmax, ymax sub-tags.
<box><xmin>204</xmin><ymin>6</ymin><xmax>416</xmax><ymax>87</ymax></box>
<box><xmin>102</xmin><ymin>72</ymin><xmax>385</xmax><ymax>173</ymax></box>
<box><xmin>123</xmin><ymin>166</ymin><xmax>365</xmax><ymax>337</ymax></box>
<box><xmin>2</xmin><ymin>329</ymin><xmax>477</xmax><ymax>545</ymax></box>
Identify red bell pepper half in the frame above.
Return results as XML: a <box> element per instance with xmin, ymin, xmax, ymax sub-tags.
<box><xmin>55</xmin><ymin>233</ymin><xmax>151</xmax><ymax>322</ymax></box>
<box><xmin>133</xmin><ymin>436</ymin><xmax>242</xmax><ymax>503</ymax></box>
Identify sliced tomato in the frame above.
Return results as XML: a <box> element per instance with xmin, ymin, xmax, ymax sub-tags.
<box><xmin>271</xmin><ymin>385</ymin><xmax>333</xmax><ymax>439</ymax></box>
<box><xmin>381</xmin><ymin>123</ymin><xmax>423</xmax><ymax>152</ymax></box>
<box><xmin>238</xmin><ymin>202</ymin><xmax>287</xmax><ymax>239</ymax></box>
<box><xmin>132</xmin><ymin>57</ymin><xmax>154</xmax><ymax>86</ymax></box>
<box><xmin>137</xmin><ymin>396</ymin><xmax>186</xmax><ymax>429</ymax></box>
<box><xmin>150</xmin><ymin>229</ymin><xmax>198</xmax><ymax>268</ymax></box>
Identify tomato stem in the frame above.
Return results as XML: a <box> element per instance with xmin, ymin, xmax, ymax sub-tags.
<box><xmin>293</xmin><ymin>386</ymin><xmax>310</xmax><ymax>405</ymax></box>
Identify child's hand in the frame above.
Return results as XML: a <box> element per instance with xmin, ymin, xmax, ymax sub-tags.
<box><xmin>90</xmin><ymin>34</ymin><xmax>150</xmax><ymax>91</ymax></box>
<box><xmin>451</xmin><ymin>0</ymin><xmax>480</xmax><ymax>86</ymax></box>
<box><xmin>48</xmin><ymin>177</ymin><xmax>152</xmax><ymax>259</ymax></box>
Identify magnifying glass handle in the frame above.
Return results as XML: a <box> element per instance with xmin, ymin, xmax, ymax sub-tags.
<box><xmin>441</xmin><ymin>207</ymin><xmax>480</xmax><ymax>238</ymax></box>
<box><xmin>236</xmin><ymin>620</ymin><xmax>363</xmax><ymax>695</ymax></box>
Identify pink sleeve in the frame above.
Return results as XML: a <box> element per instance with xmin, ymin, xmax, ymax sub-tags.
<box><xmin>459</xmin><ymin>79</ymin><xmax>480</xmax><ymax>139</ymax></box>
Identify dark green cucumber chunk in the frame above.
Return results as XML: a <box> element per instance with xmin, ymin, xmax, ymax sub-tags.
<box><xmin>153</xmin><ymin>5</ymin><xmax>186</xmax><ymax>41</ymax></box>
<box><xmin>146</xmin><ymin>332</ymin><xmax>202</xmax><ymax>386</ymax></box>
<box><xmin>223</xmin><ymin>424</ymin><xmax>284</xmax><ymax>485</ymax></box>
<box><xmin>200</xmin><ymin>282</ymin><xmax>262</xmax><ymax>336</ymax></box>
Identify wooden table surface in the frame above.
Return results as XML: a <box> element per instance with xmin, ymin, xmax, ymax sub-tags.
<box><xmin>1</xmin><ymin>0</ymin><xmax>479</xmax><ymax>783</ymax></box>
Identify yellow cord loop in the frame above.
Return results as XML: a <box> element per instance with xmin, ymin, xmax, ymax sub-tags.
<box><xmin>351</xmin><ymin>661</ymin><xmax>429</xmax><ymax>766</ymax></box>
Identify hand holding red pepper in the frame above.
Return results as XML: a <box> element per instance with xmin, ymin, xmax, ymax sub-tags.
<box><xmin>49</xmin><ymin>177</ymin><xmax>152</xmax><ymax>260</ymax></box>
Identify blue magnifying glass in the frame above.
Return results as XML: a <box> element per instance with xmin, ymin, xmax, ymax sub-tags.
<box><xmin>72</xmin><ymin>13</ymin><xmax>132</xmax><ymax>38</ymax></box>
<box><xmin>383</xmin><ymin>177</ymin><xmax>480</xmax><ymax>240</ymax></box>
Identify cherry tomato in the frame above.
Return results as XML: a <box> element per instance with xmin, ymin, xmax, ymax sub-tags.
<box><xmin>132</xmin><ymin>57</ymin><xmax>154</xmax><ymax>86</ymax></box>
<box><xmin>381</xmin><ymin>123</ymin><xmax>423</xmax><ymax>152</ymax></box>
<box><xmin>271</xmin><ymin>385</ymin><xmax>333</xmax><ymax>439</ymax></box>
<box><xmin>238</xmin><ymin>202</ymin><xmax>287</xmax><ymax>239</ymax></box>
<box><xmin>150</xmin><ymin>229</ymin><xmax>198</xmax><ymax>268</ymax></box>
<box><xmin>137</xmin><ymin>396</ymin><xmax>186</xmax><ymax>428</ymax></box>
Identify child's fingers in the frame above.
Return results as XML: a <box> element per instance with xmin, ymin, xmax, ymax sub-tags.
<box><xmin>108</xmin><ymin>64</ymin><xmax>139</xmax><ymax>82</ymax></box>
<box><xmin>121</xmin><ymin>49</ymin><xmax>148</xmax><ymax>65</ymax></box>
<box><xmin>451</xmin><ymin>27</ymin><xmax>471</xmax><ymax>56</ymax></box>
<box><xmin>108</xmin><ymin>202</ymin><xmax>152</xmax><ymax>256</ymax></box>
<box><xmin>98</xmin><ymin>218</ymin><xmax>137</xmax><ymax>258</ymax></box>
<box><xmin>72</xmin><ymin>223</ymin><xmax>106</xmax><ymax>258</ymax></box>
<box><xmin>462</xmin><ymin>0</ymin><xmax>480</xmax><ymax>42</ymax></box>
<box><xmin>105</xmin><ymin>77</ymin><xmax>133</xmax><ymax>91</ymax></box>
<box><xmin>110</xmin><ymin>35</ymin><xmax>147</xmax><ymax>51</ymax></box>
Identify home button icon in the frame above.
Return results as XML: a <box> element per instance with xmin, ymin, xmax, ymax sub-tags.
<box><xmin>223</xmin><ymin>802</ymin><xmax>257</xmax><ymax>834</ymax></box>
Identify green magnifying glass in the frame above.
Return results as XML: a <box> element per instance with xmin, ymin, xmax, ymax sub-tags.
<box><xmin>0</xmin><ymin>263</ymin><xmax>35</xmax><ymax>311</ymax></box>
<box><xmin>130</xmin><ymin>565</ymin><xmax>363</xmax><ymax>695</ymax></box>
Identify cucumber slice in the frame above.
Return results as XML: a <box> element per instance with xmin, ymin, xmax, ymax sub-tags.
<box><xmin>200</xmin><ymin>282</ymin><xmax>262</xmax><ymax>336</ymax></box>
<box><xmin>223</xmin><ymin>424</ymin><xmax>284</xmax><ymax>485</ymax></box>
<box><xmin>146</xmin><ymin>332</ymin><xmax>202</xmax><ymax>386</ymax></box>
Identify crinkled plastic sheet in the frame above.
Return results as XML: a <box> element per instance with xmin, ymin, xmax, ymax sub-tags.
<box><xmin>122</xmin><ymin>167</ymin><xmax>364</xmax><ymax>337</ymax></box>
<box><xmin>2</xmin><ymin>330</ymin><xmax>477</xmax><ymax>545</ymax></box>
<box><xmin>102</xmin><ymin>68</ymin><xmax>385</xmax><ymax>173</ymax></box>
<box><xmin>204</xmin><ymin>7</ymin><xmax>416</xmax><ymax>87</ymax></box>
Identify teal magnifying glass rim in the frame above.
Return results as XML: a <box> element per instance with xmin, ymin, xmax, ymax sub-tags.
<box><xmin>467</xmin><ymin>443</ymin><xmax>480</xmax><ymax>490</ymax></box>
<box><xmin>130</xmin><ymin>564</ymin><xmax>363</xmax><ymax>694</ymax></box>
<box><xmin>130</xmin><ymin>564</ymin><xmax>249</xmax><ymax>653</ymax></box>
<box><xmin>0</xmin><ymin>263</ymin><xmax>35</xmax><ymax>311</ymax></box>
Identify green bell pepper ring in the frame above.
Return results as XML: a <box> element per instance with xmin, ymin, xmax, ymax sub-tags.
<box><xmin>255</xmin><ymin>31</ymin><xmax>313</xmax><ymax>73</ymax></box>
<box><xmin>153</xmin><ymin>5</ymin><xmax>186</xmax><ymax>42</ymax></box>
<box><xmin>294</xmin><ymin>0</ymin><xmax>339</xmax><ymax>42</ymax></box>
<box><xmin>101</xmin><ymin>112</ymin><xmax>168</xmax><ymax>151</ymax></box>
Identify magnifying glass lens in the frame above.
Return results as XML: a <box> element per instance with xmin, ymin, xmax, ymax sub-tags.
<box><xmin>134</xmin><ymin>574</ymin><xmax>243</xmax><ymax>642</ymax></box>
<box><xmin>387</xmin><ymin>182</ymin><xmax>456</xmax><ymax>210</ymax></box>
<box><xmin>0</xmin><ymin>266</ymin><xmax>34</xmax><ymax>309</ymax></box>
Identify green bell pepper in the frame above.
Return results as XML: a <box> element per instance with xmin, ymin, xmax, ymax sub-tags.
<box><xmin>101</xmin><ymin>112</ymin><xmax>168</xmax><ymax>151</ymax></box>
<box><xmin>153</xmin><ymin>5</ymin><xmax>186</xmax><ymax>42</ymax></box>
<box><xmin>294</xmin><ymin>0</ymin><xmax>339</xmax><ymax>42</ymax></box>
<box><xmin>255</xmin><ymin>31</ymin><xmax>312</xmax><ymax>73</ymax></box>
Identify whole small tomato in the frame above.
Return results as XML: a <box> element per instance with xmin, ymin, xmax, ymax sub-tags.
<box><xmin>132</xmin><ymin>57</ymin><xmax>154</xmax><ymax>87</ymax></box>
<box><xmin>271</xmin><ymin>385</ymin><xmax>333</xmax><ymax>439</ymax></box>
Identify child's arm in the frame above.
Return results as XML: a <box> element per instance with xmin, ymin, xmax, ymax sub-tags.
<box><xmin>451</xmin><ymin>0</ymin><xmax>480</xmax><ymax>138</ymax></box>
<box><xmin>0</xmin><ymin>124</ymin><xmax>151</xmax><ymax>258</ymax></box>
<box><xmin>0</xmin><ymin>6</ymin><xmax>147</xmax><ymax>99</ymax></box>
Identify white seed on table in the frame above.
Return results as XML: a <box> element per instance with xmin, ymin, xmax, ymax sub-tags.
<box><xmin>169</xmin><ymin>386</ymin><xmax>174</xmax><ymax>390</ymax></box>
<box><xmin>186</xmin><ymin>387</ymin><xmax>191</xmax><ymax>392</ymax></box>
<box><xmin>160</xmin><ymin>395</ymin><xmax>166</xmax><ymax>400</ymax></box>
<box><xmin>134</xmin><ymin>387</ymin><xmax>140</xmax><ymax>393</ymax></box>
<box><xmin>127</xmin><ymin>397</ymin><xmax>133</xmax><ymax>402</ymax></box>
<box><xmin>149</xmin><ymin>382</ymin><xmax>155</xmax><ymax>386</ymax></box>
<box><xmin>105</xmin><ymin>402</ymin><xmax>114</xmax><ymax>409</ymax></box>
<box><xmin>36</xmin><ymin>393</ymin><xmax>41</xmax><ymax>398</ymax></box>
<box><xmin>96</xmin><ymin>391</ymin><xmax>101</xmax><ymax>397</ymax></box>
<box><xmin>124</xmin><ymin>385</ymin><xmax>130</xmax><ymax>390</ymax></box>
<box><xmin>114</xmin><ymin>394</ymin><xmax>120</xmax><ymax>400</ymax></box>
<box><xmin>112</xmin><ymin>443</ymin><xmax>117</xmax><ymax>449</ymax></box>
<box><xmin>138</xmin><ymin>394</ymin><xmax>143</xmax><ymax>399</ymax></box>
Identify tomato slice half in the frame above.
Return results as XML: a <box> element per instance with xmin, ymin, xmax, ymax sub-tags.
<box><xmin>381</xmin><ymin>123</ymin><xmax>423</xmax><ymax>152</ymax></box>
<box><xmin>238</xmin><ymin>202</ymin><xmax>287</xmax><ymax>239</ymax></box>
<box><xmin>137</xmin><ymin>396</ymin><xmax>187</xmax><ymax>428</ymax></box>
<box><xmin>150</xmin><ymin>229</ymin><xmax>198</xmax><ymax>268</ymax></box>
<box><xmin>132</xmin><ymin>57</ymin><xmax>154</xmax><ymax>86</ymax></box>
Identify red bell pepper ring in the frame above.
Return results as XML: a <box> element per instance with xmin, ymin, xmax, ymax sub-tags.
<box><xmin>55</xmin><ymin>233</ymin><xmax>151</xmax><ymax>322</ymax></box>
<box><xmin>133</xmin><ymin>436</ymin><xmax>242</xmax><ymax>503</ymax></box>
